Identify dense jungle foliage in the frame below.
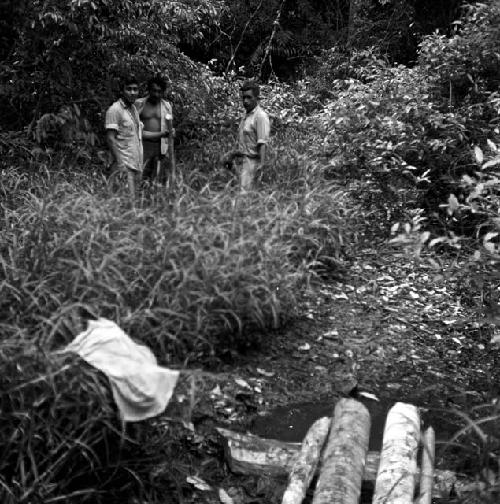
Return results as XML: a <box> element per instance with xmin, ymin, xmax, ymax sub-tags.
<box><xmin>1</xmin><ymin>0</ymin><xmax>500</xmax><ymax>502</ymax></box>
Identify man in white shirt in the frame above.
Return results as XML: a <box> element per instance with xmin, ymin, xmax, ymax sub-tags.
<box><xmin>222</xmin><ymin>81</ymin><xmax>271</xmax><ymax>191</ymax></box>
<box><xmin>105</xmin><ymin>75</ymin><xmax>143</xmax><ymax>199</ymax></box>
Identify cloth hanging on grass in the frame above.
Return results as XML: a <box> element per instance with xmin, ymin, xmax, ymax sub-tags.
<box><xmin>60</xmin><ymin>318</ymin><xmax>179</xmax><ymax>422</ymax></box>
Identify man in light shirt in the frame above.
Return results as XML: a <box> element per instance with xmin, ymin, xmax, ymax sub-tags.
<box><xmin>222</xmin><ymin>81</ymin><xmax>270</xmax><ymax>191</ymax></box>
<box><xmin>135</xmin><ymin>75</ymin><xmax>174</xmax><ymax>184</ymax></box>
<box><xmin>105</xmin><ymin>75</ymin><xmax>143</xmax><ymax>199</ymax></box>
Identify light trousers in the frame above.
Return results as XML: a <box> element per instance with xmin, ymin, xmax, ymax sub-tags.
<box><xmin>240</xmin><ymin>156</ymin><xmax>259</xmax><ymax>192</ymax></box>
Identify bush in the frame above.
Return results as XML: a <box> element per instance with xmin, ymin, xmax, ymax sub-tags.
<box><xmin>419</xmin><ymin>2</ymin><xmax>500</xmax><ymax>106</ymax></box>
<box><xmin>303</xmin><ymin>53</ymin><xmax>468</xmax><ymax>227</ymax></box>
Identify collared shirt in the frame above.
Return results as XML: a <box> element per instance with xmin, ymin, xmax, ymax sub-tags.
<box><xmin>238</xmin><ymin>105</ymin><xmax>270</xmax><ymax>159</ymax></box>
<box><xmin>135</xmin><ymin>97</ymin><xmax>173</xmax><ymax>156</ymax></box>
<box><xmin>105</xmin><ymin>99</ymin><xmax>143</xmax><ymax>172</ymax></box>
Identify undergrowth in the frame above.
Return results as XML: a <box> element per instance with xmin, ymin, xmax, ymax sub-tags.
<box><xmin>0</xmin><ymin>166</ymin><xmax>357</xmax><ymax>360</ymax></box>
<box><xmin>0</xmin><ymin>163</ymin><xmax>358</xmax><ymax>502</ymax></box>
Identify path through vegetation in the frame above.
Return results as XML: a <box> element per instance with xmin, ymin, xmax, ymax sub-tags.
<box><xmin>169</xmin><ymin>243</ymin><xmax>500</xmax><ymax>503</ymax></box>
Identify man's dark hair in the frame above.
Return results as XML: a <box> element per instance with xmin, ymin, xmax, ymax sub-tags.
<box><xmin>120</xmin><ymin>74</ymin><xmax>139</xmax><ymax>89</ymax></box>
<box><xmin>148</xmin><ymin>74</ymin><xmax>167</xmax><ymax>92</ymax></box>
<box><xmin>240</xmin><ymin>80</ymin><xmax>260</xmax><ymax>98</ymax></box>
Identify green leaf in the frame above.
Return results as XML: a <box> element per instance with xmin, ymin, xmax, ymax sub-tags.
<box><xmin>474</xmin><ymin>145</ymin><xmax>484</xmax><ymax>164</ymax></box>
<box><xmin>447</xmin><ymin>194</ymin><xmax>459</xmax><ymax>215</ymax></box>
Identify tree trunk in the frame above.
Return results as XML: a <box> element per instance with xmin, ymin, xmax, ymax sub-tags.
<box><xmin>281</xmin><ymin>417</ymin><xmax>331</xmax><ymax>504</ymax></box>
<box><xmin>347</xmin><ymin>0</ymin><xmax>363</xmax><ymax>48</ymax></box>
<box><xmin>418</xmin><ymin>427</ymin><xmax>435</xmax><ymax>504</ymax></box>
<box><xmin>312</xmin><ymin>398</ymin><xmax>371</xmax><ymax>504</ymax></box>
<box><xmin>372</xmin><ymin>402</ymin><xmax>420</xmax><ymax>504</ymax></box>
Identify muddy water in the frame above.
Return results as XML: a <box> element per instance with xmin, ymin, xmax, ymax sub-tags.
<box><xmin>251</xmin><ymin>397</ymin><xmax>456</xmax><ymax>450</ymax></box>
<box><xmin>251</xmin><ymin>397</ymin><xmax>402</xmax><ymax>449</ymax></box>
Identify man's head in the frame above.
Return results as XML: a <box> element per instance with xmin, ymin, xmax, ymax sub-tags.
<box><xmin>240</xmin><ymin>80</ymin><xmax>260</xmax><ymax>113</ymax></box>
<box><xmin>120</xmin><ymin>75</ymin><xmax>139</xmax><ymax>106</ymax></box>
<box><xmin>147</xmin><ymin>75</ymin><xmax>167</xmax><ymax>104</ymax></box>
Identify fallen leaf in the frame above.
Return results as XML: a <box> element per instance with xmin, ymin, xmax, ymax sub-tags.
<box><xmin>474</xmin><ymin>145</ymin><xmax>484</xmax><ymax>164</ymax></box>
<box><xmin>332</xmin><ymin>292</ymin><xmax>349</xmax><ymax>300</ymax></box>
<box><xmin>256</xmin><ymin>368</ymin><xmax>275</xmax><ymax>377</ymax></box>
<box><xmin>491</xmin><ymin>330</ymin><xmax>500</xmax><ymax>345</ymax></box>
<box><xmin>186</xmin><ymin>476</ymin><xmax>212</xmax><ymax>491</ymax></box>
<box><xmin>358</xmin><ymin>391</ymin><xmax>380</xmax><ymax>401</ymax></box>
<box><xmin>210</xmin><ymin>385</ymin><xmax>222</xmax><ymax>396</ymax></box>
<box><xmin>234</xmin><ymin>378</ymin><xmax>252</xmax><ymax>389</ymax></box>
<box><xmin>386</xmin><ymin>383</ymin><xmax>402</xmax><ymax>390</ymax></box>
<box><xmin>447</xmin><ymin>194</ymin><xmax>459</xmax><ymax>215</ymax></box>
<box><xmin>219</xmin><ymin>488</ymin><xmax>234</xmax><ymax>504</ymax></box>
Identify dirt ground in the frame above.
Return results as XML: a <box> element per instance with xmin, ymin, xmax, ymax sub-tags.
<box><xmin>156</xmin><ymin>244</ymin><xmax>500</xmax><ymax>503</ymax></box>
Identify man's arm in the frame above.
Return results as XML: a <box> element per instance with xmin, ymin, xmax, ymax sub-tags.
<box><xmin>106</xmin><ymin>129</ymin><xmax>123</xmax><ymax>167</ymax></box>
<box><xmin>142</xmin><ymin>130</ymin><xmax>169</xmax><ymax>141</ymax></box>
<box><xmin>257</xmin><ymin>143</ymin><xmax>267</xmax><ymax>166</ymax></box>
<box><xmin>255</xmin><ymin>113</ymin><xmax>270</xmax><ymax>166</ymax></box>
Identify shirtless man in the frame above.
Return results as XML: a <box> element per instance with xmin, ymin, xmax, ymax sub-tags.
<box><xmin>135</xmin><ymin>75</ymin><xmax>174</xmax><ymax>183</ymax></box>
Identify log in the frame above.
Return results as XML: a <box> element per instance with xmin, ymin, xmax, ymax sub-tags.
<box><xmin>312</xmin><ymin>398</ymin><xmax>371</xmax><ymax>504</ymax></box>
<box><xmin>216</xmin><ymin>426</ymin><xmax>458</xmax><ymax>498</ymax></box>
<box><xmin>216</xmin><ymin>427</ymin><xmax>301</xmax><ymax>477</ymax></box>
<box><xmin>217</xmin><ymin>426</ymin><xmax>381</xmax><ymax>479</ymax></box>
<box><xmin>417</xmin><ymin>427</ymin><xmax>435</xmax><ymax>504</ymax></box>
<box><xmin>281</xmin><ymin>417</ymin><xmax>331</xmax><ymax>504</ymax></box>
<box><xmin>372</xmin><ymin>402</ymin><xmax>420</xmax><ymax>504</ymax></box>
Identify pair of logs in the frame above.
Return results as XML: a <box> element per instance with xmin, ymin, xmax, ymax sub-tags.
<box><xmin>218</xmin><ymin>399</ymin><xmax>445</xmax><ymax>504</ymax></box>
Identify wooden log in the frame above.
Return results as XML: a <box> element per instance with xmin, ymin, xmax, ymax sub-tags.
<box><xmin>216</xmin><ymin>427</ymin><xmax>301</xmax><ymax>477</ymax></box>
<box><xmin>417</xmin><ymin>427</ymin><xmax>435</xmax><ymax>504</ymax></box>
<box><xmin>372</xmin><ymin>402</ymin><xmax>420</xmax><ymax>504</ymax></box>
<box><xmin>216</xmin><ymin>426</ymin><xmax>457</xmax><ymax>498</ymax></box>
<box><xmin>312</xmin><ymin>398</ymin><xmax>371</xmax><ymax>504</ymax></box>
<box><xmin>281</xmin><ymin>417</ymin><xmax>331</xmax><ymax>504</ymax></box>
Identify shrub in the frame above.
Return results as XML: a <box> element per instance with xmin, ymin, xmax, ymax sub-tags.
<box><xmin>303</xmin><ymin>56</ymin><xmax>467</xmax><ymax>227</ymax></box>
<box><xmin>419</xmin><ymin>2</ymin><xmax>500</xmax><ymax>106</ymax></box>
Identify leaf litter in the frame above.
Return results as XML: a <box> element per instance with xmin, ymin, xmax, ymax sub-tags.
<box><xmin>150</xmin><ymin>246</ymin><xmax>500</xmax><ymax>503</ymax></box>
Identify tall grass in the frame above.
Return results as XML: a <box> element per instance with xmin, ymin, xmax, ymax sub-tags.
<box><xmin>0</xmin><ymin>163</ymin><xmax>358</xmax><ymax>501</ymax></box>
<box><xmin>1</xmin><ymin>165</ymin><xmax>356</xmax><ymax>359</ymax></box>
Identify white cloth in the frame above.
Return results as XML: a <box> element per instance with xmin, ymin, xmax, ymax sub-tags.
<box><xmin>61</xmin><ymin>318</ymin><xmax>179</xmax><ymax>422</ymax></box>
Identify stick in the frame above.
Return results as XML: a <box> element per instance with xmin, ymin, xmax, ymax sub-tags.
<box><xmin>418</xmin><ymin>427</ymin><xmax>435</xmax><ymax>504</ymax></box>
<box><xmin>281</xmin><ymin>417</ymin><xmax>331</xmax><ymax>504</ymax></box>
<box><xmin>312</xmin><ymin>399</ymin><xmax>371</xmax><ymax>504</ymax></box>
<box><xmin>373</xmin><ymin>402</ymin><xmax>420</xmax><ymax>504</ymax></box>
<box><xmin>167</xmin><ymin>119</ymin><xmax>176</xmax><ymax>185</ymax></box>
<box><xmin>156</xmin><ymin>158</ymin><xmax>161</xmax><ymax>181</ymax></box>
